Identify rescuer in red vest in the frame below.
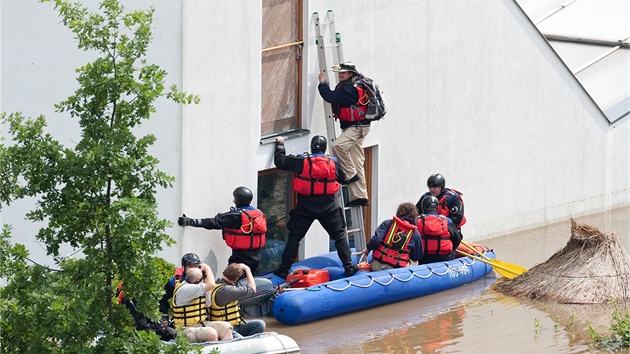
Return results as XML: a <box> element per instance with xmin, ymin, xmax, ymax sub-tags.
<box><xmin>362</xmin><ymin>202</ymin><xmax>424</xmax><ymax>271</ymax></box>
<box><xmin>177</xmin><ymin>187</ymin><xmax>267</xmax><ymax>275</ymax></box>
<box><xmin>416</xmin><ymin>173</ymin><xmax>466</xmax><ymax>230</ymax></box>
<box><xmin>272</xmin><ymin>135</ymin><xmax>358</xmax><ymax>279</ymax></box>
<box><xmin>318</xmin><ymin>62</ymin><xmax>371</xmax><ymax>207</ymax></box>
<box><xmin>417</xmin><ymin>195</ymin><xmax>462</xmax><ymax>264</ymax></box>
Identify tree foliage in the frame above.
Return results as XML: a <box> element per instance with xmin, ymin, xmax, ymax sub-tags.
<box><xmin>0</xmin><ymin>0</ymin><xmax>199</xmax><ymax>352</ymax></box>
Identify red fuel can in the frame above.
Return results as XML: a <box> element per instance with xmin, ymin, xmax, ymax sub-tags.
<box><xmin>287</xmin><ymin>269</ymin><xmax>330</xmax><ymax>288</ymax></box>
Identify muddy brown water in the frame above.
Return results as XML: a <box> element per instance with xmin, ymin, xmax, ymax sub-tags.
<box><xmin>265</xmin><ymin>206</ymin><xmax>630</xmax><ymax>353</ymax></box>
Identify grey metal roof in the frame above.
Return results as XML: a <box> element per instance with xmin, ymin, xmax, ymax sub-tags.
<box><xmin>516</xmin><ymin>0</ymin><xmax>629</xmax><ymax>124</ymax></box>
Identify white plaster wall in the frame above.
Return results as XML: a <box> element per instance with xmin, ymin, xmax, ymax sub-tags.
<box><xmin>1</xmin><ymin>0</ymin><xmax>184</xmax><ymax>266</ymax></box>
<box><xmin>2</xmin><ymin>0</ymin><xmax>628</xmax><ymax>271</ymax></box>
<box><xmin>299</xmin><ymin>0</ymin><xmax>629</xmax><ymax>242</ymax></box>
<box><xmin>180</xmin><ymin>1</ymin><xmax>263</xmax><ymax>271</ymax></box>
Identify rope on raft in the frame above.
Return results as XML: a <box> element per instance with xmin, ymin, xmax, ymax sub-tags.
<box><xmin>323</xmin><ymin>257</ymin><xmax>478</xmax><ymax>291</ymax></box>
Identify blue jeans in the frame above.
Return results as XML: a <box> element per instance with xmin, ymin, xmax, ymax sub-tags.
<box><xmin>234</xmin><ymin>319</ymin><xmax>266</xmax><ymax>336</ymax></box>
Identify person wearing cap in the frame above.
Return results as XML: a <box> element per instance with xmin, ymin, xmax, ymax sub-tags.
<box><xmin>317</xmin><ymin>61</ymin><xmax>371</xmax><ymax>207</ymax></box>
<box><xmin>416</xmin><ymin>195</ymin><xmax>462</xmax><ymax>264</ymax></box>
<box><xmin>177</xmin><ymin>186</ymin><xmax>267</xmax><ymax>276</ymax></box>
<box><xmin>271</xmin><ymin>135</ymin><xmax>358</xmax><ymax>279</ymax></box>
<box><xmin>415</xmin><ymin>173</ymin><xmax>466</xmax><ymax>230</ymax></box>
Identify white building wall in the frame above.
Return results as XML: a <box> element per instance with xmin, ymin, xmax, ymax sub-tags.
<box><xmin>179</xmin><ymin>1</ymin><xmax>264</xmax><ymax>270</ymax></box>
<box><xmin>298</xmin><ymin>0</ymin><xmax>629</xmax><ymax>241</ymax></box>
<box><xmin>2</xmin><ymin>0</ymin><xmax>628</xmax><ymax>269</ymax></box>
<box><xmin>1</xmin><ymin>0</ymin><xmax>185</xmax><ymax>267</ymax></box>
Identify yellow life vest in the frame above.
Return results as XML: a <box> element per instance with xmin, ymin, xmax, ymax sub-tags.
<box><xmin>172</xmin><ymin>282</ymin><xmax>207</xmax><ymax>326</ymax></box>
<box><xmin>209</xmin><ymin>283</ymin><xmax>242</xmax><ymax>326</ymax></box>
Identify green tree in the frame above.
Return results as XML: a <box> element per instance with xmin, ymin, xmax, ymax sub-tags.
<box><xmin>0</xmin><ymin>0</ymin><xmax>200</xmax><ymax>352</ymax></box>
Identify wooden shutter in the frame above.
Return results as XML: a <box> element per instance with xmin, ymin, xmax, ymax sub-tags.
<box><xmin>261</xmin><ymin>0</ymin><xmax>303</xmax><ymax>135</ymax></box>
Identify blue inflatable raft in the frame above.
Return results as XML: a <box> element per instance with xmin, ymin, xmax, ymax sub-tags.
<box><xmin>264</xmin><ymin>251</ymin><xmax>495</xmax><ymax>325</ymax></box>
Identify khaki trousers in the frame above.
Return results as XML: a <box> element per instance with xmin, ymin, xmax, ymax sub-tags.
<box><xmin>332</xmin><ymin>125</ymin><xmax>370</xmax><ymax>201</ymax></box>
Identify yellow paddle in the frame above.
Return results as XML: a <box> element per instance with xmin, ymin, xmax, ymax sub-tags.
<box><xmin>456</xmin><ymin>250</ymin><xmax>523</xmax><ymax>279</ymax></box>
<box><xmin>460</xmin><ymin>240</ymin><xmax>528</xmax><ymax>277</ymax></box>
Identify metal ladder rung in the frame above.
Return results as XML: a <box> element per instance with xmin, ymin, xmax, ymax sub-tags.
<box><xmin>319</xmin><ymin>44</ymin><xmax>341</xmax><ymax>49</ymax></box>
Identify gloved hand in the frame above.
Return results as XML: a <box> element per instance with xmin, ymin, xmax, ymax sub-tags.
<box><xmin>178</xmin><ymin>214</ymin><xmax>198</xmax><ymax>227</ymax></box>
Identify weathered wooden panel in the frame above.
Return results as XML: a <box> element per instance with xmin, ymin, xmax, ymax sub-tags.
<box><xmin>261</xmin><ymin>0</ymin><xmax>301</xmax><ymax>135</ymax></box>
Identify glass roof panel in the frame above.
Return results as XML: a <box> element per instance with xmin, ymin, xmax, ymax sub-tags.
<box><xmin>536</xmin><ymin>0</ymin><xmax>629</xmax><ymax>39</ymax></box>
<box><xmin>516</xmin><ymin>0</ymin><xmax>629</xmax><ymax>124</ymax></box>
<box><xmin>576</xmin><ymin>48</ymin><xmax>630</xmax><ymax>121</ymax></box>
<box><xmin>515</xmin><ymin>0</ymin><xmax>569</xmax><ymax>23</ymax></box>
<box><xmin>548</xmin><ymin>40</ymin><xmax>612</xmax><ymax>72</ymax></box>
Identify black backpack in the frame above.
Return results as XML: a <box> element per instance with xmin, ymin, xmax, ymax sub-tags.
<box><xmin>357</xmin><ymin>76</ymin><xmax>387</xmax><ymax>121</ymax></box>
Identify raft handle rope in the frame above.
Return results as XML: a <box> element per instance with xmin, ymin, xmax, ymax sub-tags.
<box><xmin>324</xmin><ymin>257</ymin><xmax>478</xmax><ymax>292</ymax></box>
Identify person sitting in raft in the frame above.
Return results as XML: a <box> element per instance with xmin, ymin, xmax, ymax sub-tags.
<box><xmin>362</xmin><ymin>202</ymin><xmax>424</xmax><ymax>271</ymax></box>
<box><xmin>209</xmin><ymin>263</ymin><xmax>266</xmax><ymax>337</ymax></box>
<box><xmin>172</xmin><ymin>263</ymin><xmax>234</xmax><ymax>342</ymax></box>
<box><xmin>417</xmin><ymin>195</ymin><xmax>462</xmax><ymax>264</ymax></box>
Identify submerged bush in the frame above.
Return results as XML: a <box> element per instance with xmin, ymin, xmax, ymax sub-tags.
<box><xmin>589</xmin><ymin>300</ymin><xmax>630</xmax><ymax>351</ymax></box>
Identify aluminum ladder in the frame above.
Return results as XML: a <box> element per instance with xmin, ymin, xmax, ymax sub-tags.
<box><xmin>313</xmin><ymin>10</ymin><xmax>367</xmax><ymax>255</ymax></box>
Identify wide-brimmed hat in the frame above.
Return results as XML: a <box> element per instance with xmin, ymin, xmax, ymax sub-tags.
<box><xmin>332</xmin><ymin>61</ymin><xmax>358</xmax><ymax>74</ymax></box>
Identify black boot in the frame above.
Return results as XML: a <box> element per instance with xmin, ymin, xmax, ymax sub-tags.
<box><xmin>344</xmin><ymin>264</ymin><xmax>359</xmax><ymax>277</ymax></box>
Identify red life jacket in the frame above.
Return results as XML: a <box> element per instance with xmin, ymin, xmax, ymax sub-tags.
<box><xmin>418</xmin><ymin>214</ymin><xmax>452</xmax><ymax>255</ymax></box>
<box><xmin>293</xmin><ymin>154</ymin><xmax>340</xmax><ymax>196</ymax></box>
<box><xmin>167</xmin><ymin>267</ymin><xmax>185</xmax><ymax>289</ymax></box>
<box><xmin>223</xmin><ymin>209</ymin><xmax>267</xmax><ymax>250</ymax></box>
<box><xmin>373</xmin><ymin>216</ymin><xmax>418</xmax><ymax>268</ymax></box>
<box><xmin>116</xmin><ymin>282</ymin><xmax>124</xmax><ymax>304</ymax></box>
<box><xmin>174</xmin><ymin>267</ymin><xmax>184</xmax><ymax>280</ymax></box>
<box><xmin>422</xmin><ymin>189</ymin><xmax>466</xmax><ymax>228</ymax></box>
<box><xmin>333</xmin><ymin>83</ymin><xmax>369</xmax><ymax>122</ymax></box>
<box><xmin>438</xmin><ymin>189</ymin><xmax>466</xmax><ymax>227</ymax></box>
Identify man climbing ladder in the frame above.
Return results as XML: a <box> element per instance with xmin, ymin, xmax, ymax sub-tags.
<box><xmin>317</xmin><ymin>62</ymin><xmax>371</xmax><ymax>207</ymax></box>
<box><xmin>313</xmin><ymin>10</ymin><xmax>370</xmax><ymax>253</ymax></box>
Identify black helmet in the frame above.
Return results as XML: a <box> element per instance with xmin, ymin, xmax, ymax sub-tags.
<box><xmin>421</xmin><ymin>196</ymin><xmax>439</xmax><ymax>213</ymax></box>
<box><xmin>427</xmin><ymin>173</ymin><xmax>446</xmax><ymax>192</ymax></box>
<box><xmin>233</xmin><ymin>186</ymin><xmax>253</xmax><ymax>207</ymax></box>
<box><xmin>181</xmin><ymin>253</ymin><xmax>200</xmax><ymax>267</ymax></box>
<box><xmin>310</xmin><ymin>135</ymin><xmax>327</xmax><ymax>154</ymax></box>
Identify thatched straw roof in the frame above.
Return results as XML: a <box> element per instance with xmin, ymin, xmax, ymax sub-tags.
<box><xmin>494</xmin><ymin>219</ymin><xmax>630</xmax><ymax>303</ymax></box>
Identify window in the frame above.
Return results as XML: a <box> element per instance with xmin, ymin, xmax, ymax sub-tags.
<box><xmin>256</xmin><ymin>168</ymin><xmax>292</xmax><ymax>274</ymax></box>
<box><xmin>261</xmin><ymin>0</ymin><xmax>303</xmax><ymax>136</ymax></box>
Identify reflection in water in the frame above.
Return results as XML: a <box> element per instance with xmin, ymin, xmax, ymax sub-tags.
<box><xmin>353</xmin><ymin>303</ymin><xmax>467</xmax><ymax>353</ymax></box>
<box><xmin>266</xmin><ymin>277</ymin><xmax>496</xmax><ymax>353</ymax></box>
<box><xmin>265</xmin><ymin>207</ymin><xmax>629</xmax><ymax>353</ymax></box>
<box><xmin>410</xmin><ymin>304</ymin><xmax>465</xmax><ymax>353</ymax></box>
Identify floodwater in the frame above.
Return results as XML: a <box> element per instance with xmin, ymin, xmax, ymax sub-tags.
<box><xmin>265</xmin><ymin>206</ymin><xmax>630</xmax><ymax>353</ymax></box>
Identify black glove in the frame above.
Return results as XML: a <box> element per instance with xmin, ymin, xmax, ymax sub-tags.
<box><xmin>178</xmin><ymin>214</ymin><xmax>198</xmax><ymax>227</ymax></box>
